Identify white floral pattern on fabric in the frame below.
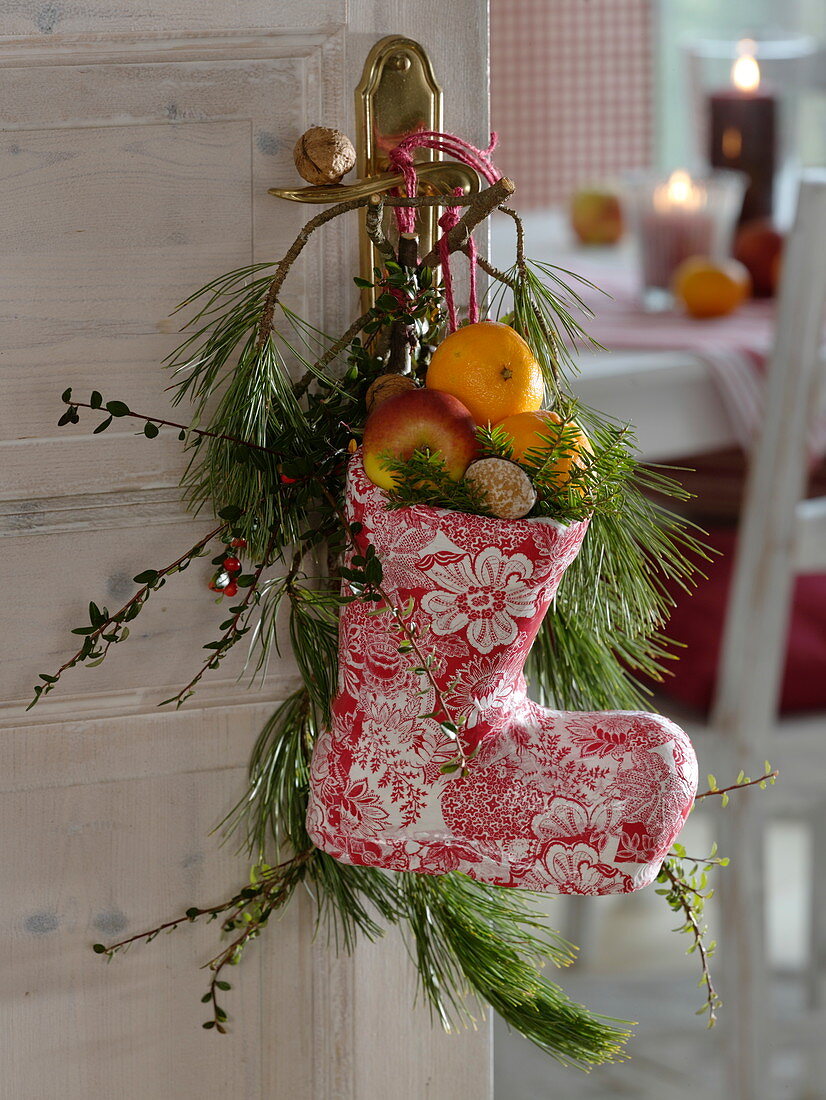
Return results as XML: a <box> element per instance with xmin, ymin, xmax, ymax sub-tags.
<box><xmin>306</xmin><ymin>453</ymin><xmax>698</xmax><ymax>895</ymax></box>
<box><xmin>421</xmin><ymin>547</ymin><xmax>538</xmax><ymax>654</ymax></box>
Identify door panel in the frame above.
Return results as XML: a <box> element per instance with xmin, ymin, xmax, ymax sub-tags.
<box><xmin>2</xmin><ymin>4</ymin><xmax>492</xmax><ymax>1096</ymax></box>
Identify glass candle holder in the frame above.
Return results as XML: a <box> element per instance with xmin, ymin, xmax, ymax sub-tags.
<box><xmin>624</xmin><ymin>169</ymin><xmax>746</xmax><ymax>309</ymax></box>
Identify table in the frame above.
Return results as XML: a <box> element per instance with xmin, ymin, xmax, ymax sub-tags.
<box><xmin>491</xmin><ymin>211</ymin><xmax>746</xmax><ymax>462</ymax></box>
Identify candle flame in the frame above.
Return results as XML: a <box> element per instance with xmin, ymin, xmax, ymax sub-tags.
<box><xmin>653</xmin><ymin>170</ymin><xmax>705</xmax><ymax>213</ymax></box>
<box><xmin>667</xmin><ymin>170</ymin><xmax>693</xmax><ymax>204</ymax></box>
<box><xmin>731</xmin><ymin>41</ymin><xmax>760</xmax><ymax>92</ymax></box>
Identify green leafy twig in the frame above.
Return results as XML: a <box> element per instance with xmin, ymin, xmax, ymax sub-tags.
<box><xmin>93</xmin><ymin>850</ymin><xmax>314</xmax><ymax>1033</ymax></box>
<box><xmin>316</xmin><ymin>479</ymin><xmax>472</xmax><ymax>772</ymax></box>
<box><xmin>696</xmin><ymin>766</ymin><xmax>778</xmax><ymax>806</ymax></box>
<box><xmin>30</xmin><ymin>520</ymin><xmax>228</xmax><ymax>709</ymax></box>
<box><xmin>656</xmin><ymin>847</ymin><xmax>722</xmax><ymax>1027</ymax></box>
<box><xmin>58</xmin><ymin>389</ymin><xmax>283</xmax><ymax>457</ymax></box>
<box><xmin>162</xmin><ymin>527</ymin><xmax>281</xmax><ymax>708</ymax></box>
<box><xmin>374</xmin><ymin>585</ymin><xmax>471</xmax><ymax>775</ymax></box>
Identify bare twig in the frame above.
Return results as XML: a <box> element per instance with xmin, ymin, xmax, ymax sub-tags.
<box><xmin>257</xmin><ymin>186</ymin><xmax>507</xmax><ymax>351</ymax></box>
<box><xmin>256</xmin><ymin>195</ymin><xmax>374</xmax><ymax>348</ymax></box>
<box><xmin>365</xmin><ymin>195</ymin><xmax>396</xmax><ymax>264</ymax></box>
<box><xmin>387</xmin><ymin>232</ymin><xmax>420</xmax><ymax>374</ymax></box>
<box><xmin>420</xmin><ymin>177</ymin><xmax>516</xmax><ymax>267</ymax></box>
<box><xmin>470</xmin><ymin>251</ymin><xmax>516</xmax><ymax>288</ymax></box>
<box><xmin>499</xmin><ymin>205</ymin><xmax>526</xmax><ymax>279</ymax></box>
<box><xmin>255</xmin><ymin>181</ymin><xmax>516</xmax><ymax>397</ymax></box>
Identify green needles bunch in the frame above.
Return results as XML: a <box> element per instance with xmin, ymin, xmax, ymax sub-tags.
<box><xmin>400</xmin><ymin>873</ymin><xmax>630</xmax><ymax>1066</ymax></box>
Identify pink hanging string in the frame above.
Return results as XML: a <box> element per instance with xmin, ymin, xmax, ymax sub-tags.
<box><xmin>438</xmin><ymin>190</ymin><xmax>479</xmax><ymax>332</ymax></box>
<box><xmin>388</xmin><ymin>131</ymin><xmax>500</xmax><ymax>331</ymax></box>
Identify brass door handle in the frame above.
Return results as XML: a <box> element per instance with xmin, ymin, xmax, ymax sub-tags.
<box><xmin>268</xmin><ymin>160</ymin><xmax>480</xmax><ymax>205</ymax></box>
<box><xmin>269</xmin><ymin>36</ymin><xmax>479</xmax><ymax>306</ymax></box>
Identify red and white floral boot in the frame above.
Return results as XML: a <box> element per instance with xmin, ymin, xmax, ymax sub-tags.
<box><xmin>307</xmin><ymin>453</ymin><xmax>698</xmax><ymax>894</ymax></box>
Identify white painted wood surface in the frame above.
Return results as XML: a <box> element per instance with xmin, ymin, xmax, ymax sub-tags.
<box><xmin>2</xmin><ymin>4</ymin><xmax>492</xmax><ymax>1097</ymax></box>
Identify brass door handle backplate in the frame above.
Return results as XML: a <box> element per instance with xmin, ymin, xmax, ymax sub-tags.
<box><xmin>269</xmin><ymin>35</ymin><xmax>481</xmax><ymax>307</ymax></box>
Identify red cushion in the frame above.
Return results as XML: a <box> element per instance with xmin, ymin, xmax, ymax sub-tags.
<box><xmin>653</xmin><ymin>527</ymin><xmax>826</xmax><ymax>714</ymax></box>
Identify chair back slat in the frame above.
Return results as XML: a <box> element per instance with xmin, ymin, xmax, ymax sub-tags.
<box><xmin>712</xmin><ymin>173</ymin><xmax>826</xmax><ymax>756</ymax></box>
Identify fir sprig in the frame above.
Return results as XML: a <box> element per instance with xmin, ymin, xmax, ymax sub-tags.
<box><xmin>381</xmin><ymin>449</ymin><xmax>492</xmax><ymax>515</ymax></box>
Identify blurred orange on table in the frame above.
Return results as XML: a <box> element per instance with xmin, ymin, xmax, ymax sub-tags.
<box><xmin>672</xmin><ymin>256</ymin><xmax>751</xmax><ymax>319</ymax></box>
<box><xmin>495</xmin><ymin>409</ymin><xmax>592</xmax><ymax>490</ymax></box>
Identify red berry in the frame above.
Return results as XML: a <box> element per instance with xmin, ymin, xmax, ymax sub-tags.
<box><xmin>231</xmin><ymin>537</ymin><xmax>247</xmax><ymax>549</ymax></box>
<box><xmin>223</xmin><ymin>556</ymin><xmax>241</xmax><ymax>573</ymax></box>
<box><xmin>223</xmin><ymin>581</ymin><xmax>238</xmax><ymax>597</ymax></box>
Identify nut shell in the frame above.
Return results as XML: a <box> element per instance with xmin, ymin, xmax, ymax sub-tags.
<box><xmin>365</xmin><ymin>373</ymin><xmax>417</xmax><ymax>413</ymax></box>
<box><xmin>293</xmin><ymin>127</ymin><xmax>356</xmax><ymax>186</ymax></box>
<box><xmin>464</xmin><ymin>457</ymin><xmax>537</xmax><ymax>520</ymax></box>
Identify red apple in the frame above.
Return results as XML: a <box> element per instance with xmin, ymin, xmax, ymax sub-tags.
<box><xmin>733</xmin><ymin>219</ymin><xmax>784</xmax><ymax>298</ymax></box>
<box><xmin>570</xmin><ymin>189</ymin><xmax>624</xmax><ymax>246</ymax></box>
<box><xmin>362</xmin><ymin>388</ymin><xmax>479</xmax><ymax>490</ymax></box>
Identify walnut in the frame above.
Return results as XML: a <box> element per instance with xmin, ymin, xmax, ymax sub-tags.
<box><xmin>293</xmin><ymin>127</ymin><xmax>356</xmax><ymax>186</ymax></box>
<box><xmin>365</xmin><ymin>373</ymin><xmax>417</xmax><ymax>413</ymax></box>
<box><xmin>464</xmin><ymin>458</ymin><xmax>537</xmax><ymax>520</ymax></box>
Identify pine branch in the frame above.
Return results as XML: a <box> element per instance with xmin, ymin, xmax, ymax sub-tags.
<box><xmin>400</xmin><ymin>874</ymin><xmax>631</xmax><ymax>1066</ymax></box>
<box><xmin>365</xmin><ymin>194</ymin><xmax>396</xmax><ymax>264</ymax></box>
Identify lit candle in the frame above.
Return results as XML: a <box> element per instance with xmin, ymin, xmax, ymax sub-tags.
<box><xmin>639</xmin><ymin>170</ymin><xmax>715</xmax><ymax>292</ymax></box>
<box><xmin>708</xmin><ymin>39</ymin><xmax>777</xmax><ymax>223</ymax></box>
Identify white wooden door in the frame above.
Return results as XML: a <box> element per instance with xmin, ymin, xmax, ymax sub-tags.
<box><xmin>0</xmin><ymin>3</ymin><xmax>491</xmax><ymax>1097</ymax></box>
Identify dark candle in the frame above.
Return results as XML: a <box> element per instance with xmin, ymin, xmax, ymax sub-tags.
<box><xmin>708</xmin><ymin>51</ymin><xmax>777</xmax><ymax>224</ymax></box>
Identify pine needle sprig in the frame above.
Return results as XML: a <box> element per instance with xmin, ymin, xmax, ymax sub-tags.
<box><xmin>222</xmin><ymin>689</ymin><xmax>314</xmax><ymax>859</ymax></box>
<box><xmin>399</xmin><ymin>874</ymin><xmax>631</xmax><ymax>1066</ymax></box>
<box><xmin>486</xmin><ymin>258</ymin><xmax>605</xmax><ymax>390</ymax></box>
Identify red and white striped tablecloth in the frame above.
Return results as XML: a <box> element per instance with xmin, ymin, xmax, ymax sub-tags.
<box><xmin>567</xmin><ymin>263</ymin><xmax>826</xmax><ymax>462</ymax></box>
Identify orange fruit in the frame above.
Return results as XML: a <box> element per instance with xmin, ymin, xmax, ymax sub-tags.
<box><xmin>425</xmin><ymin>320</ymin><xmax>544</xmax><ymax>424</ymax></box>
<box><xmin>672</xmin><ymin>257</ymin><xmax>751</xmax><ymax>319</ymax></box>
<box><xmin>495</xmin><ymin>409</ymin><xmax>592</xmax><ymax>490</ymax></box>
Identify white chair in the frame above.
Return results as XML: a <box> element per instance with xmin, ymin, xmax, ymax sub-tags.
<box><xmin>561</xmin><ymin>173</ymin><xmax>826</xmax><ymax>1099</ymax></box>
<box><xmin>693</xmin><ymin>170</ymin><xmax>826</xmax><ymax>1100</ymax></box>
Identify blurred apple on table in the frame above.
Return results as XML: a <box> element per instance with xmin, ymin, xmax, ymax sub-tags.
<box><xmin>570</xmin><ymin>188</ymin><xmax>624</xmax><ymax>246</ymax></box>
<box><xmin>733</xmin><ymin>218</ymin><xmax>784</xmax><ymax>298</ymax></box>
<box><xmin>362</xmin><ymin>387</ymin><xmax>479</xmax><ymax>490</ymax></box>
